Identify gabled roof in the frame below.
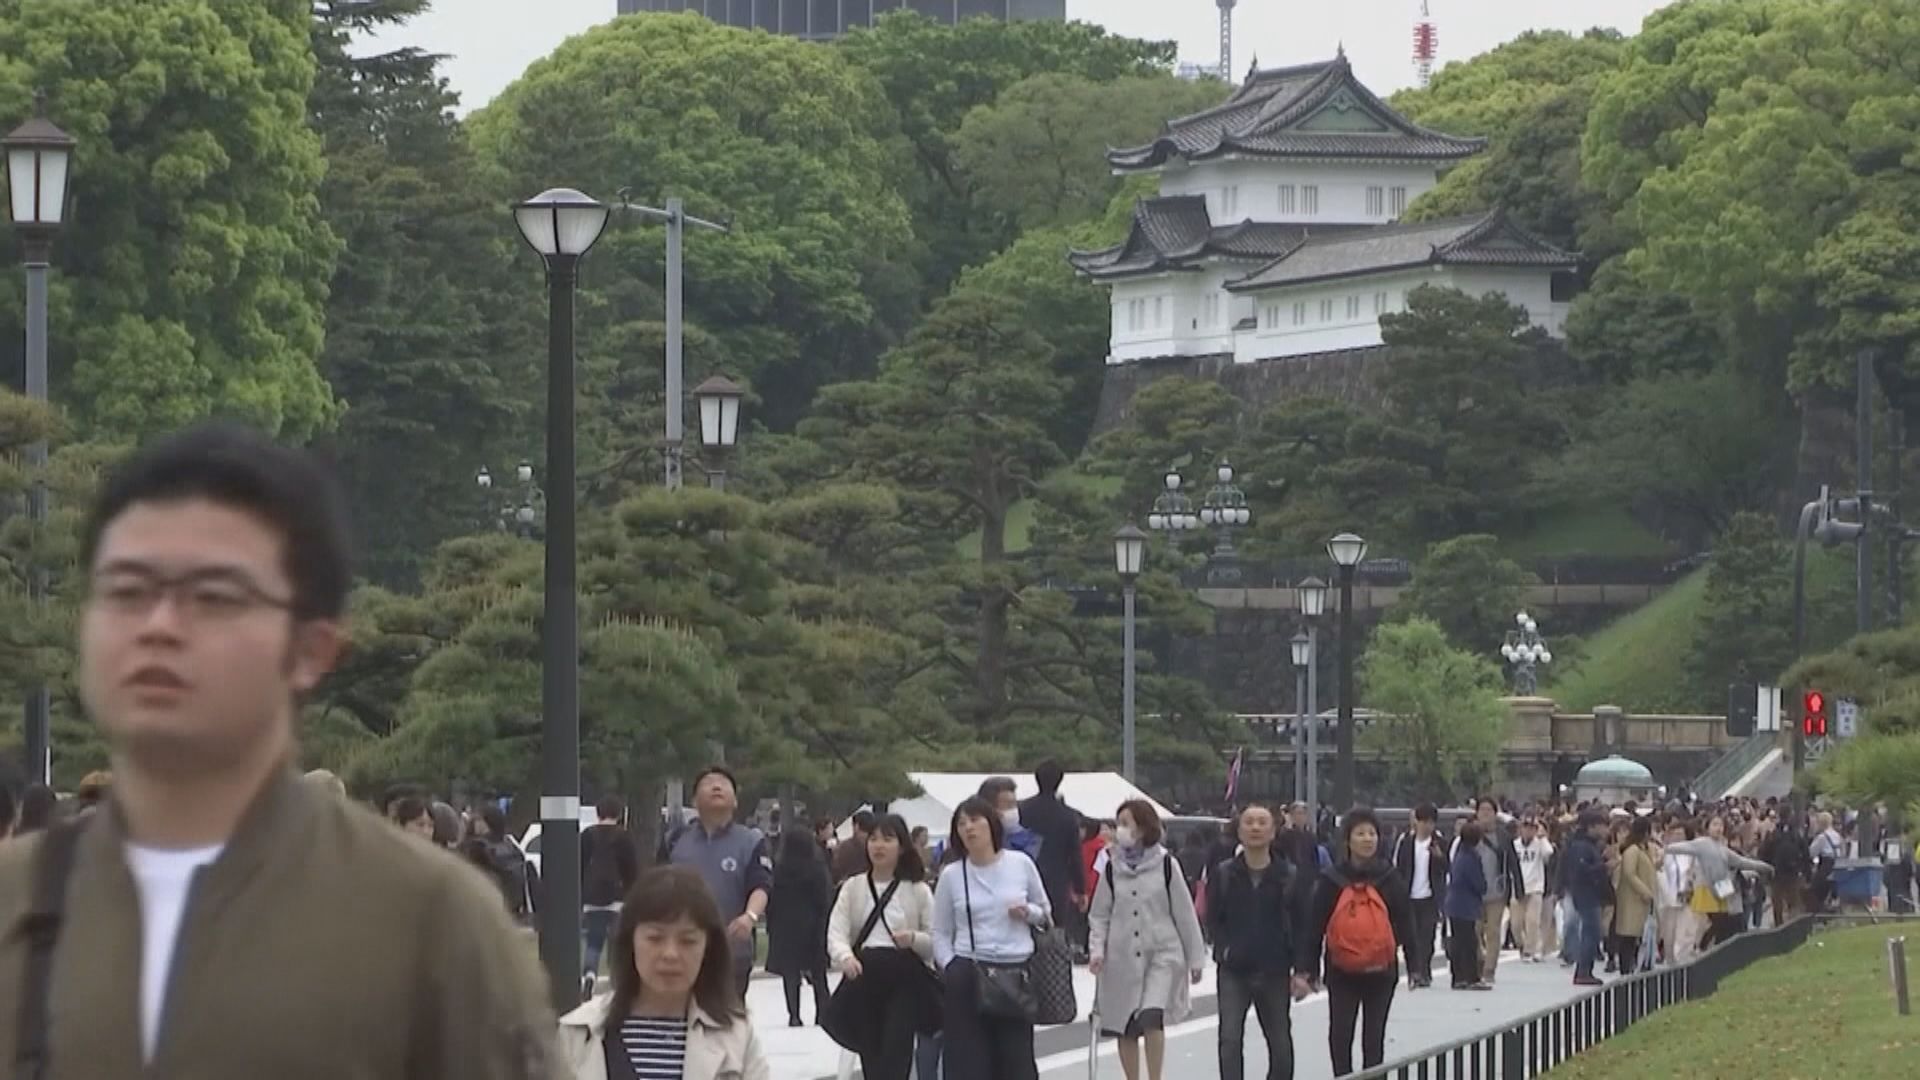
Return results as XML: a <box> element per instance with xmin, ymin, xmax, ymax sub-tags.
<box><xmin>1067</xmin><ymin>195</ymin><xmax>1372</xmax><ymax>280</ymax></box>
<box><xmin>1225</xmin><ymin>208</ymin><xmax>1579</xmax><ymax>293</ymax></box>
<box><xmin>1109</xmin><ymin>52</ymin><xmax>1486</xmax><ymax>171</ymax></box>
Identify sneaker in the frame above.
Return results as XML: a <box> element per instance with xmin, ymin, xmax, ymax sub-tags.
<box><xmin>1467</xmin><ymin>982</ymin><xmax>1495</xmax><ymax>991</ymax></box>
<box><xmin>581</xmin><ymin>973</ymin><xmax>596</xmax><ymax>1001</ymax></box>
<box><xmin>1573</xmin><ymin>975</ymin><xmax>1604</xmax><ymax>987</ymax></box>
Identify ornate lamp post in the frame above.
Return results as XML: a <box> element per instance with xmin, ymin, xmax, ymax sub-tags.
<box><xmin>4</xmin><ymin>99</ymin><xmax>75</xmax><ymax>786</ymax></box>
<box><xmin>1114</xmin><ymin>525</ymin><xmax>1147</xmax><ymax>782</ymax></box>
<box><xmin>1326</xmin><ymin>532</ymin><xmax>1368</xmax><ymax>812</ymax></box>
<box><xmin>1501</xmin><ymin>611</ymin><xmax>1553</xmax><ymax>695</ymax></box>
<box><xmin>1199</xmin><ymin>459</ymin><xmax>1251</xmax><ymax>583</ymax></box>
<box><xmin>1290</xmin><ymin>631</ymin><xmax>1311</xmax><ymax>805</ymax></box>
<box><xmin>513</xmin><ymin>185</ymin><xmax>609</xmax><ymax>1011</ymax></box>
<box><xmin>1146</xmin><ymin>467</ymin><xmax>1199</xmax><ymax>537</ymax></box>
<box><xmin>693</xmin><ymin>375</ymin><xmax>743</xmax><ymax>491</ymax></box>
<box><xmin>1298</xmin><ymin>576</ymin><xmax>1328</xmax><ymax>822</ymax></box>
<box><xmin>477</xmin><ymin>461</ymin><xmax>545</xmax><ymax>538</ymax></box>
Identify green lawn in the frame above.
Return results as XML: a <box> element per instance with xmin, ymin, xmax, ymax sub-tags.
<box><xmin>1548</xmin><ymin>924</ymin><xmax>1920</xmax><ymax>1079</ymax></box>
<box><xmin>1502</xmin><ymin>502</ymin><xmax>1674</xmax><ymax>560</ymax></box>
<box><xmin>1547</xmin><ymin>568</ymin><xmax>1706</xmax><ymax>712</ymax></box>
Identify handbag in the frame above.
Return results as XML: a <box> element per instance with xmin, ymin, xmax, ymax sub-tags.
<box><xmin>1689</xmin><ymin>882</ymin><xmax>1726</xmax><ymax>915</ymax></box>
<box><xmin>822</xmin><ymin>879</ymin><xmax>901</xmax><ymax>1054</ymax></box>
<box><xmin>961</xmin><ymin>867</ymin><xmax>1038</xmax><ymax>1021</ymax></box>
<box><xmin>1026</xmin><ymin>921</ymin><xmax>1077</xmax><ymax>1025</ymax></box>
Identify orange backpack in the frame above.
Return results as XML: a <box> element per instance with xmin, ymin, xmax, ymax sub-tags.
<box><xmin>1326</xmin><ymin>882</ymin><xmax>1396</xmax><ymax>974</ymax></box>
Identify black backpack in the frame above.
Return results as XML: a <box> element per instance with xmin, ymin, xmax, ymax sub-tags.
<box><xmin>1105</xmin><ymin>851</ymin><xmax>1178</xmax><ymax>903</ymax></box>
<box><xmin>583</xmin><ymin>826</ymin><xmax>629</xmax><ymax>907</ymax></box>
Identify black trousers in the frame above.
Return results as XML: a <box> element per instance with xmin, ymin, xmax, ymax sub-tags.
<box><xmin>783</xmin><ymin>967</ymin><xmax>830</xmax><ymax>1023</ymax></box>
<box><xmin>1447</xmin><ymin>916</ymin><xmax>1480</xmax><ymax>988</ymax></box>
<box><xmin>1701</xmin><ymin>912</ymin><xmax>1743</xmax><ymax>951</ymax></box>
<box><xmin>941</xmin><ymin>958</ymin><xmax>1038</xmax><ymax>1080</ymax></box>
<box><xmin>1325</xmin><ymin>968</ymin><xmax>1396</xmax><ymax>1077</ymax></box>
<box><xmin>856</xmin><ymin>948</ymin><xmax>926</xmax><ymax>1080</ymax></box>
<box><xmin>1216</xmin><ymin>968</ymin><xmax>1294</xmax><ymax>1080</ymax></box>
<box><xmin>1408</xmin><ymin>897</ymin><xmax>1440</xmax><ymax>982</ymax></box>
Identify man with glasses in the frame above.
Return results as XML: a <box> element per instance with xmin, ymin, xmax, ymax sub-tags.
<box><xmin>0</xmin><ymin>424</ymin><xmax>557</xmax><ymax>1078</ymax></box>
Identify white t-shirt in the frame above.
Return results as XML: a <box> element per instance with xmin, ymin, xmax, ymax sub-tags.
<box><xmin>125</xmin><ymin>842</ymin><xmax>224</xmax><ymax>1063</ymax></box>
<box><xmin>1517</xmin><ymin>838</ymin><xmax>1553</xmax><ymax>896</ymax></box>
<box><xmin>1410</xmin><ymin>838</ymin><xmax>1433</xmax><ymax>900</ymax></box>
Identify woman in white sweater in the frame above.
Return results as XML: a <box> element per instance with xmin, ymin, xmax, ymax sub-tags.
<box><xmin>932</xmin><ymin>796</ymin><xmax>1052</xmax><ymax>1080</ymax></box>
<box><xmin>827</xmin><ymin>814</ymin><xmax>936</xmax><ymax>1080</ymax></box>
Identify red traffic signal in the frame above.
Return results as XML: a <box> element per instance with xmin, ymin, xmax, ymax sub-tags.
<box><xmin>1802</xmin><ymin>690</ymin><xmax>1829</xmax><ymax>737</ymax></box>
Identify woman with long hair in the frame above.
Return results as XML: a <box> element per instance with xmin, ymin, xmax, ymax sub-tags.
<box><xmin>1088</xmin><ymin>800</ymin><xmax>1206</xmax><ymax>1080</ymax></box>
<box><xmin>767</xmin><ymin>826</ymin><xmax>834</xmax><ymax>1027</ymax></box>
<box><xmin>1665</xmin><ymin>813</ymin><xmax>1774</xmax><ymax>952</ymax></box>
<box><xmin>827</xmin><ymin>814</ymin><xmax>937</xmax><ymax>1080</ymax></box>
<box><xmin>931</xmin><ymin>796</ymin><xmax>1051</xmax><ymax>1080</ymax></box>
<box><xmin>558</xmin><ymin>866</ymin><xmax>769</xmax><ymax>1080</ymax></box>
<box><xmin>1610</xmin><ymin>817</ymin><xmax>1657</xmax><ymax>975</ymax></box>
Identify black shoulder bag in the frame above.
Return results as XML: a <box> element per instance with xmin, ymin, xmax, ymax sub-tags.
<box><xmin>961</xmin><ymin>867</ymin><xmax>1037</xmax><ymax>1022</ymax></box>
<box><xmin>821</xmin><ymin>878</ymin><xmax>902</xmax><ymax>1055</ymax></box>
<box><xmin>15</xmin><ymin>819</ymin><xmax>86</xmax><ymax>1080</ymax></box>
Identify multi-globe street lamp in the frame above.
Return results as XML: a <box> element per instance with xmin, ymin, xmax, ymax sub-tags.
<box><xmin>4</xmin><ymin>98</ymin><xmax>75</xmax><ymax>787</ymax></box>
<box><xmin>1113</xmin><ymin>525</ymin><xmax>1147</xmax><ymax>783</ymax></box>
<box><xmin>513</xmin><ymin>185</ymin><xmax>609</xmax><ymax>1011</ymax></box>
<box><xmin>1199</xmin><ymin>459</ymin><xmax>1251</xmax><ymax>583</ymax></box>
<box><xmin>1146</xmin><ymin>467</ymin><xmax>1200</xmax><ymax>535</ymax></box>
<box><xmin>476</xmin><ymin>460</ymin><xmax>545</xmax><ymax>538</ymax></box>
<box><xmin>693</xmin><ymin>374</ymin><xmax>744</xmax><ymax>491</ymax></box>
<box><xmin>1501</xmin><ymin>611</ymin><xmax>1553</xmax><ymax>695</ymax></box>
<box><xmin>1326</xmin><ymin>531</ymin><xmax>1368</xmax><ymax>812</ymax></box>
<box><xmin>1295</xmin><ymin>575</ymin><xmax>1328</xmax><ymax>822</ymax></box>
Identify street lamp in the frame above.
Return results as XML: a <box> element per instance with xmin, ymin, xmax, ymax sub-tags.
<box><xmin>1199</xmin><ymin>459</ymin><xmax>1251</xmax><ymax>583</ymax></box>
<box><xmin>1146</xmin><ymin>467</ymin><xmax>1199</xmax><ymax>535</ymax></box>
<box><xmin>612</xmin><ymin>193</ymin><xmax>731</xmax><ymax>491</ymax></box>
<box><xmin>1114</xmin><ymin>524</ymin><xmax>1147</xmax><ymax>783</ymax></box>
<box><xmin>513</xmin><ymin>185</ymin><xmax>609</xmax><ymax>1012</ymax></box>
<box><xmin>1290</xmin><ymin>630</ymin><xmax>1311</xmax><ymax>808</ymax></box>
<box><xmin>1297</xmin><ymin>575</ymin><xmax>1328</xmax><ymax>822</ymax></box>
<box><xmin>5</xmin><ymin>98</ymin><xmax>75</xmax><ymax>787</ymax></box>
<box><xmin>693</xmin><ymin>374</ymin><xmax>744</xmax><ymax>491</ymax></box>
<box><xmin>1327</xmin><ymin>531</ymin><xmax>1368</xmax><ymax>812</ymax></box>
<box><xmin>1500</xmin><ymin>611</ymin><xmax>1553</xmax><ymax>695</ymax></box>
<box><xmin>477</xmin><ymin>461</ymin><xmax>545</xmax><ymax>538</ymax></box>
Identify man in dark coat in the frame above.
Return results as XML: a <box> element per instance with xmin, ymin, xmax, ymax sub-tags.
<box><xmin>1019</xmin><ymin>761</ymin><xmax>1088</xmax><ymax>942</ymax></box>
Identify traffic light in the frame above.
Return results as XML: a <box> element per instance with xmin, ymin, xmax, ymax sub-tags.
<box><xmin>1802</xmin><ymin>689</ymin><xmax>1829</xmax><ymax>738</ymax></box>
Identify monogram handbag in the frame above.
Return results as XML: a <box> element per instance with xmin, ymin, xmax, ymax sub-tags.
<box><xmin>1025</xmin><ymin>922</ymin><xmax>1078</xmax><ymax>1025</ymax></box>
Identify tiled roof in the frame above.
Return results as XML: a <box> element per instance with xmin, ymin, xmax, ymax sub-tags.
<box><xmin>1109</xmin><ymin>54</ymin><xmax>1485</xmax><ymax>170</ymax></box>
<box><xmin>1068</xmin><ymin>195</ymin><xmax>1372</xmax><ymax>280</ymax></box>
<box><xmin>1226</xmin><ymin>209</ymin><xmax>1579</xmax><ymax>292</ymax></box>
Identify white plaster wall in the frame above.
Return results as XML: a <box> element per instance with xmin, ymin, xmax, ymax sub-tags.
<box><xmin>1158</xmin><ymin>159</ymin><xmax>1445</xmax><ymax>225</ymax></box>
<box><xmin>1108</xmin><ymin>277</ymin><xmax>1176</xmax><ymax>363</ymax></box>
<box><xmin>1447</xmin><ymin>266</ymin><xmax>1567</xmax><ymax>337</ymax></box>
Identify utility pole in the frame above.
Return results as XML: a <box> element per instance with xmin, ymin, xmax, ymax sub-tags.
<box><xmin>1858</xmin><ymin>347</ymin><xmax>1875</xmax><ymax>635</ymax></box>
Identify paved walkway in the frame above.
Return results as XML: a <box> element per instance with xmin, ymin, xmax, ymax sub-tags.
<box><xmin>759</xmin><ymin>948</ymin><xmax>1609</xmax><ymax>1079</ymax></box>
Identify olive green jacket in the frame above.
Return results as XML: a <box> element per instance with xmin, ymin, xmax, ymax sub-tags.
<box><xmin>0</xmin><ymin>768</ymin><xmax>562</xmax><ymax>1079</ymax></box>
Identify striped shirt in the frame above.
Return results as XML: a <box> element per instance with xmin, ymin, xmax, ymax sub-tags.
<box><xmin>618</xmin><ymin>1016</ymin><xmax>689</xmax><ymax>1079</ymax></box>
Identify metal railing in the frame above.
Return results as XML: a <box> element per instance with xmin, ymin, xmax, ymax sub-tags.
<box><xmin>1691</xmin><ymin>731</ymin><xmax>1776</xmax><ymax>799</ymax></box>
<box><xmin>1350</xmin><ymin>915</ymin><xmax>1816</xmax><ymax>1079</ymax></box>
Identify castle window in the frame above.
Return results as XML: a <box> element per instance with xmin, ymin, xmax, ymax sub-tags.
<box><xmin>1390</xmin><ymin>186</ymin><xmax>1408</xmax><ymax>217</ymax></box>
<box><xmin>1277</xmin><ymin>184</ymin><xmax>1296</xmax><ymax>214</ymax></box>
<box><xmin>1302</xmin><ymin>185</ymin><xmax>1320</xmax><ymax>215</ymax></box>
<box><xmin>1222</xmin><ymin>186</ymin><xmax>1240</xmax><ymax>218</ymax></box>
<box><xmin>1366</xmin><ymin>186</ymin><xmax>1384</xmax><ymax>216</ymax></box>
<box><xmin>1153</xmin><ymin>296</ymin><xmax>1164</xmax><ymax>328</ymax></box>
<box><xmin>1374</xmin><ymin>291</ymin><xmax>1388</xmax><ymax>314</ymax></box>
<box><xmin>1346</xmin><ymin>295</ymin><xmax>1361</xmax><ymax>319</ymax></box>
<box><xmin>1292</xmin><ymin>302</ymin><xmax>1307</xmax><ymax>326</ymax></box>
<box><xmin>1319</xmin><ymin>298</ymin><xmax>1334</xmax><ymax>321</ymax></box>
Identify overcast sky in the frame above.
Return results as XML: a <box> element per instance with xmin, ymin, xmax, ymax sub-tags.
<box><xmin>374</xmin><ymin>1</ymin><xmax>1676</xmax><ymax>114</ymax></box>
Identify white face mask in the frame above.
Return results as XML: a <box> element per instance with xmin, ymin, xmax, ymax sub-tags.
<box><xmin>1001</xmin><ymin>810</ymin><xmax>1020</xmax><ymax>830</ymax></box>
<box><xmin>1115</xmin><ymin>826</ymin><xmax>1138</xmax><ymax>849</ymax></box>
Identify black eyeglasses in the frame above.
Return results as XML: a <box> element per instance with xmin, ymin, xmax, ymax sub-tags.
<box><xmin>89</xmin><ymin>568</ymin><xmax>295</xmax><ymax>622</ymax></box>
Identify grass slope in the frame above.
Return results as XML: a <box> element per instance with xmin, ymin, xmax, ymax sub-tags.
<box><xmin>1502</xmin><ymin>502</ymin><xmax>1673</xmax><ymax>560</ymax></box>
<box><xmin>1548</xmin><ymin>569</ymin><xmax>1707</xmax><ymax>712</ymax></box>
<box><xmin>1547</xmin><ymin>924</ymin><xmax>1919</xmax><ymax>1079</ymax></box>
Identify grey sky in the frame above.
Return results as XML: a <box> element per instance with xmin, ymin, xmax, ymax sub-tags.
<box><xmin>375</xmin><ymin>1</ymin><xmax>1675</xmax><ymax>115</ymax></box>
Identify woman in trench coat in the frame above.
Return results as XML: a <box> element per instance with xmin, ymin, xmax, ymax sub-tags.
<box><xmin>1089</xmin><ymin>800</ymin><xmax>1207</xmax><ymax>1080</ymax></box>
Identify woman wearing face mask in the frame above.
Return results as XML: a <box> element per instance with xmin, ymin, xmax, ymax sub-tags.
<box><xmin>557</xmin><ymin>866</ymin><xmax>770</xmax><ymax>1080</ymax></box>
<box><xmin>1088</xmin><ymin>801</ymin><xmax>1207</xmax><ymax>1080</ymax></box>
<box><xmin>933</xmin><ymin>796</ymin><xmax>1051</xmax><ymax>1080</ymax></box>
<box><xmin>1298</xmin><ymin>808</ymin><xmax>1417</xmax><ymax>1078</ymax></box>
<box><xmin>827</xmin><ymin>814</ymin><xmax>937</xmax><ymax>1080</ymax></box>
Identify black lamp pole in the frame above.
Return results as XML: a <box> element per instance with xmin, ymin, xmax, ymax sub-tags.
<box><xmin>1335</xmin><ymin>560</ymin><xmax>1357</xmax><ymax>811</ymax></box>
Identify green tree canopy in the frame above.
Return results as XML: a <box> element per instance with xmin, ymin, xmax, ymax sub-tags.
<box><xmin>1689</xmin><ymin>512</ymin><xmax>1794</xmax><ymax>705</ymax></box>
<box><xmin>0</xmin><ymin>0</ymin><xmax>337</xmax><ymax>437</ymax></box>
<box><xmin>1395</xmin><ymin>535</ymin><xmax>1536</xmax><ymax>654</ymax></box>
<box><xmin>1361</xmin><ymin>617</ymin><xmax>1510</xmax><ymax>805</ymax></box>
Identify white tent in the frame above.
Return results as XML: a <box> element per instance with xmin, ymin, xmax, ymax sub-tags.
<box><xmin>838</xmin><ymin>772</ymin><xmax>1170</xmax><ymax>844</ymax></box>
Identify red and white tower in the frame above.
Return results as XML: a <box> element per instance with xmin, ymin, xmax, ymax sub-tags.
<box><xmin>1413</xmin><ymin>0</ymin><xmax>1439</xmax><ymax>88</ymax></box>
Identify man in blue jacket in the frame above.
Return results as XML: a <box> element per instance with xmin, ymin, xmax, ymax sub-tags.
<box><xmin>1562</xmin><ymin>810</ymin><xmax>1614</xmax><ymax>987</ymax></box>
